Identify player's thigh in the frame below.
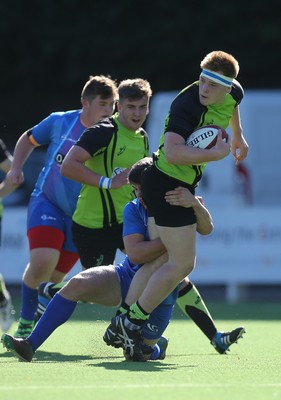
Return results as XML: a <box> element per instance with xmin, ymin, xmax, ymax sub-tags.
<box><xmin>62</xmin><ymin>265</ymin><xmax>122</xmax><ymax>306</ymax></box>
<box><xmin>157</xmin><ymin>224</ymin><xmax>196</xmax><ymax>270</ymax></box>
<box><xmin>147</xmin><ymin>217</ymin><xmax>159</xmax><ymax>240</ymax></box>
<box><xmin>28</xmin><ymin>194</ymin><xmax>67</xmax><ymax>240</ymax></box>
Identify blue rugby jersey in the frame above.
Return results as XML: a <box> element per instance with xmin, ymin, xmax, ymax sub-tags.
<box><xmin>30</xmin><ymin>110</ymin><xmax>86</xmax><ymax>217</ymax></box>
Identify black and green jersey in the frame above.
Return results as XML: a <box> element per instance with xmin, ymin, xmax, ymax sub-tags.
<box><xmin>73</xmin><ymin>113</ymin><xmax>149</xmax><ymax>229</ymax></box>
<box><xmin>154</xmin><ymin>80</ymin><xmax>244</xmax><ymax>187</ymax></box>
<box><xmin>0</xmin><ymin>139</ymin><xmax>10</xmax><ymax>218</ymax></box>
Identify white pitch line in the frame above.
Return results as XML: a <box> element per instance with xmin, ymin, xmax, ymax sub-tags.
<box><xmin>1</xmin><ymin>383</ymin><xmax>281</xmax><ymax>390</ymax></box>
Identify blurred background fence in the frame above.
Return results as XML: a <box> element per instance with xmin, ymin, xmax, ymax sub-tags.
<box><xmin>1</xmin><ymin>90</ymin><xmax>281</xmax><ymax>302</ymax></box>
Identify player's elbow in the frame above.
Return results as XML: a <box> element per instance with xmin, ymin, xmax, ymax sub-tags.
<box><xmin>197</xmin><ymin>222</ymin><xmax>214</xmax><ymax>236</ymax></box>
<box><xmin>165</xmin><ymin>148</ymin><xmax>178</xmax><ymax>164</ymax></box>
<box><xmin>127</xmin><ymin>252</ymin><xmax>142</xmax><ymax>264</ymax></box>
<box><xmin>204</xmin><ymin>225</ymin><xmax>214</xmax><ymax>235</ymax></box>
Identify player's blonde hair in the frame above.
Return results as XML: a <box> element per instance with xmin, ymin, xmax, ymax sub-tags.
<box><xmin>200</xmin><ymin>51</ymin><xmax>239</xmax><ymax>78</ymax></box>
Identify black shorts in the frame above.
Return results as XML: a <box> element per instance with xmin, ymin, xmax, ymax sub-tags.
<box><xmin>72</xmin><ymin>221</ymin><xmax>124</xmax><ymax>268</ymax></box>
<box><xmin>141</xmin><ymin>164</ymin><xmax>197</xmax><ymax>227</ymax></box>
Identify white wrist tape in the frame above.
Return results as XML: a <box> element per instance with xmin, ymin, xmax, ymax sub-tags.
<box><xmin>99</xmin><ymin>176</ymin><xmax>112</xmax><ymax>189</ymax></box>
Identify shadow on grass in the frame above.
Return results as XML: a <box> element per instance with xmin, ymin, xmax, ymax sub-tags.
<box><xmin>92</xmin><ymin>360</ymin><xmax>185</xmax><ymax>371</ymax></box>
<box><xmin>0</xmin><ymin>350</ymin><xmax>95</xmax><ymax>363</ymax></box>
<box><xmin>1</xmin><ymin>349</ymin><xmax>199</xmax><ymax>369</ymax></box>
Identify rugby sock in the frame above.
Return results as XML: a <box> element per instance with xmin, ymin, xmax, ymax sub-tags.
<box><xmin>20</xmin><ymin>281</ymin><xmax>39</xmax><ymax>321</ymax></box>
<box><xmin>116</xmin><ymin>301</ymin><xmax>129</xmax><ymax>316</ymax></box>
<box><xmin>28</xmin><ymin>293</ymin><xmax>77</xmax><ymax>352</ymax></box>
<box><xmin>176</xmin><ymin>281</ymin><xmax>217</xmax><ymax>340</ymax></box>
<box><xmin>125</xmin><ymin>301</ymin><xmax>150</xmax><ymax>330</ymax></box>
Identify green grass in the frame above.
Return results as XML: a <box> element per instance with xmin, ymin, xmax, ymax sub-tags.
<box><xmin>1</xmin><ymin>302</ymin><xmax>280</xmax><ymax>400</ymax></box>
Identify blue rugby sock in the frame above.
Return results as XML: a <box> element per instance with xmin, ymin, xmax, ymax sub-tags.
<box><xmin>28</xmin><ymin>293</ymin><xmax>77</xmax><ymax>351</ymax></box>
<box><xmin>20</xmin><ymin>282</ymin><xmax>38</xmax><ymax>321</ymax></box>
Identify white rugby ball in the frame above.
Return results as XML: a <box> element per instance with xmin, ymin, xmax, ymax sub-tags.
<box><xmin>186</xmin><ymin>125</ymin><xmax>228</xmax><ymax>149</ymax></box>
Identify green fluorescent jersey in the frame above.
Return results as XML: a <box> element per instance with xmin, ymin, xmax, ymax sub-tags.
<box><xmin>73</xmin><ymin>113</ymin><xmax>149</xmax><ymax>229</ymax></box>
<box><xmin>154</xmin><ymin>80</ymin><xmax>244</xmax><ymax>187</ymax></box>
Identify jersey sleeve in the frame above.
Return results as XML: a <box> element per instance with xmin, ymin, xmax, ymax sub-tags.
<box><xmin>75</xmin><ymin>120</ymin><xmax>114</xmax><ymax>156</ymax></box>
<box><xmin>123</xmin><ymin>201</ymin><xmax>147</xmax><ymax>238</ymax></box>
<box><xmin>30</xmin><ymin>112</ymin><xmax>65</xmax><ymax>146</ymax></box>
<box><xmin>231</xmin><ymin>80</ymin><xmax>244</xmax><ymax>106</ymax></box>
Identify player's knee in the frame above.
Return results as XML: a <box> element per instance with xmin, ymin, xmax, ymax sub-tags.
<box><xmin>184</xmin><ymin>263</ymin><xmax>195</xmax><ymax>277</ymax></box>
<box><xmin>62</xmin><ymin>275</ymin><xmax>87</xmax><ymax>300</ymax></box>
<box><xmin>171</xmin><ymin>259</ymin><xmax>195</xmax><ymax>279</ymax></box>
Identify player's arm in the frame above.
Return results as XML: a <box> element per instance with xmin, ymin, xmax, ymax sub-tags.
<box><xmin>0</xmin><ymin>178</ymin><xmax>18</xmax><ymax>198</ymax></box>
<box><xmin>61</xmin><ymin>145</ymin><xmax>129</xmax><ymax>189</ymax></box>
<box><xmin>124</xmin><ymin>228</ymin><xmax>166</xmax><ymax>265</ymax></box>
<box><xmin>0</xmin><ymin>158</ymin><xmax>17</xmax><ymax>197</ymax></box>
<box><xmin>229</xmin><ymin>106</ymin><xmax>249</xmax><ymax>163</ymax></box>
<box><xmin>164</xmin><ymin>130</ymin><xmax>231</xmax><ymax>165</ymax></box>
<box><xmin>0</xmin><ymin>149</ymin><xmax>20</xmax><ymax>197</ymax></box>
<box><xmin>61</xmin><ymin>145</ymin><xmax>100</xmax><ymax>185</ymax></box>
<box><xmin>6</xmin><ymin>131</ymin><xmax>36</xmax><ymax>186</ymax></box>
<box><xmin>164</xmin><ymin>186</ymin><xmax>213</xmax><ymax>235</ymax></box>
<box><xmin>192</xmin><ymin>196</ymin><xmax>214</xmax><ymax>235</ymax></box>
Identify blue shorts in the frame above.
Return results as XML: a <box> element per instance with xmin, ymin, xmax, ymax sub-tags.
<box><xmin>115</xmin><ymin>261</ymin><xmax>176</xmax><ymax>340</ymax></box>
<box><xmin>27</xmin><ymin>193</ymin><xmax>77</xmax><ymax>253</ymax></box>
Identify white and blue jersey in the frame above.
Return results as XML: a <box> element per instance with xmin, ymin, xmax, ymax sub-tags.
<box><xmin>30</xmin><ymin>110</ymin><xmax>85</xmax><ymax>217</ymax></box>
<box><xmin>115</xmin><ymin>198</ymin><xmax>179</xmax><ymax>340</ymax></box>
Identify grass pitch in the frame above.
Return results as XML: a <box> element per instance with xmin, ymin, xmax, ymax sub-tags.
<box><xmin>1</xmin><ymin>301</ymin><xmax>280</xmax><ymax>400</ymax></box>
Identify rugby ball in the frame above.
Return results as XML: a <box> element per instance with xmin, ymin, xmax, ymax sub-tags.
<box><xmin>186</xmin><ymin>125</ymin><xmax>228</xmax><ymax>149</ymax></box>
